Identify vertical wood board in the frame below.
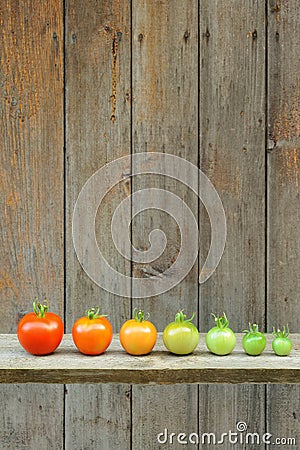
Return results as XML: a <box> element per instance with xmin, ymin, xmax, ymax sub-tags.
<box><xmin>0</xmin><ymin>2</ymin><xmax>64</xmax><ymax>450</ymax></box>
<box><xmin>199</xmin><ymin>2</ymin><xmax>266</xmax><ymax>448</ymax></box>
<box><xmin>65</xmin><ymin>0</ymin><xmax>131</xmax><ymax>331</ymax></box>
<box><xmin>65</xmin><ymin>1</ymin><xmax>132</xmax><ymax>449</ymax></box>
<box><xmin>267</xmin><ymin>0</ymin><xmax>300</xmax><ymax>445</ymax></box>
<box><xmin>131</xmin><ymin>1</ymin><xmax>199</xmax><ymax>449</ymax></box>
<box><xmin>199</xmin><ymin>0</ymin><xmax>266</xmax><ymax>330</ymax></box>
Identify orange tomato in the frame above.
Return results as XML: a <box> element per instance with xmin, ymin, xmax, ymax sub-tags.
<box><xmin>72</xmin><ymin>307</ymin><xmax>113</xmax><ymax>355</ymax></box>
<box><xmin>120</xmin><ymin>309</ymin><xmax>157</xmax><ymax>356</ymax></box>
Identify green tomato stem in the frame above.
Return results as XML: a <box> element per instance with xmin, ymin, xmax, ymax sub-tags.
<box><xmin>86</xmin><ymin>307</ymin><xmax>107</xmax><ymax>320</ymax></box>
<box><xmin>212</xmin><ymin>312</ymin><xmax>229</xmax><ymax>329</ymax></box>
<box><xmin>33</xmin><ymin>300</ymin><xmax>49</xmax><ymax>318</ymax></box>
<box><xmin>132</xmin><ymin>308</ymin><xmax>150</xmax><ymax>322</ymax></box>
<box><xmin>174</xmin><ymin>310</ymin><xmax>195</xmax><ymax>324</ymax></box>
<box><xmin>272</xmin><ymin>324</ymin><xmax>290</xmax><ymax>338</ymax></box>
<box><xmin>242</xmin><ymin>323</ymin><xmax>263</xmax><ymax>334</ymax></box>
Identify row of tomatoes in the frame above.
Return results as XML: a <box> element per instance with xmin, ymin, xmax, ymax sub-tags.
<box><xmin>17</xmin><ymin>301</ymin><xmax>293</xmax><ymax>357</ymax></box>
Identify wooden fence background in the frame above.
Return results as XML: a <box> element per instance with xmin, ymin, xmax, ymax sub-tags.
<box><xmin>1</xmin><ymin>0</ymin><xmax>299</xmax><ymax>449</ymax></box>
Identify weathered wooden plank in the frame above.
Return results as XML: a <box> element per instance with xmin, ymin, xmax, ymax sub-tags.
<box><xmin>132</xmin><ymin>385</ymin><xmax>198</xmax><ymax>449</ymax></box>
<box><xmin>65</xmin><ymin>1</ymin><xmax>131</xmax><ymax>449</ymax></box>
<box><xmin>267</xmin><ymin>385</ymin><xmax>299</xmax><ymax>447</ymax></box>
<box><xmin>0</xmin><ymin>1</ymin><xmax>64</xmax><ymax>449</ymax></box>
<box><xmin>1</xmin><ymin>334</ymin><xmax>299</xmax><ymax>384</ymax></box>
<box><xmin>65</xmin><ymin>0</ymin><xmax>131</xmax><ymax>330</ymax></box>
<box><xmin>0</xmin><ymin>384</ymin><xmax>64</xmax><ymax>450</ymax></box>
<box><xmin>65</xmin><ymin>384</ymin><xmax>131</xmax><ymax>450</ymax></box>
<box><xmin>199</xmin><ymin>385</ymin><xmax>265</xmax><ymax>449</ymax></box>
<box><xmin>267</xmin><ymin>0</ymin><xmax>300</xmax><ymax>333</ymax></box>
<box><xmin>267</xmin><ymin>0</ymin><xmax>300</xmax><ymax>445</ymax></box>
<box><xmin>131</xmin><ymin>0</ymin><xmax>199</xmax><ymax>448</ymax></box>
<box><xmin>199</xmin><ymin>1</ymin><xmax>266</xmax><ymax>448</ymax></box>
<box><xmin>131</xmin><ymin>0</ymin><xmax>199</xmax><ymax>313</ymax></box>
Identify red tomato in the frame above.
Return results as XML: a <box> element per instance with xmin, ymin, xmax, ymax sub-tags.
<box><xmin>17</xmin><ymin>301</ymin><xmax>64</xmax><ymax>355</ymax></box>
<box><xmin>120</xmin><ymin>309</ymin><xmax>157</xmax><ymax>356</ymax></box>
<box><xmin>72</xmin><ymin>307</ymin><xmax>113</xmax><ymax>355</ymax></box>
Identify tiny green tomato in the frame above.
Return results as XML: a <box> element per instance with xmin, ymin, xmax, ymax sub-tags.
<box><xmin>272</xmin><ymin>325</ymin><xmax>292</xmax><ymax>356</ymax></box>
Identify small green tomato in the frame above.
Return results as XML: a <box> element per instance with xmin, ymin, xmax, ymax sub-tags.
<box><xmin>272</xmin><ymin>325</ymin><xmax>292</xmax><ymax>356</ymax></box>
<box><xmin>242</xmin><ymin>323</ymin><xmax>266</xmax><ymax>356</ymax></box>
<box><xmin>206</xmin><ymin>313</ymin><xmax>236</xmax><ymax>356</ymax></box>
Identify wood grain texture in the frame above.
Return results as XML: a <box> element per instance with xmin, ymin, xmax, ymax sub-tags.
<box><xmin>1</xmin><ymin>334</ymin><xmax>299</xmax><ymax>384</ymax></box>
<box><xmin>267</xmin><ymin>1</ymin><xmax>300</xmax><ymax>446</ymax></box>
<box><xmin>0</xmin><ymin>384</ymin><xmax>64</xmax><ymax>450</ymax></box>
<box><xmin>65</xmin><ymin>384</ymin><xmax>131</xmax><ymax>450</ymax></box>
<box><xmin>65</xmin><ymin>1</ymin><xmax>131</xmax><ymax>449</ymax></box>
<box><xmin>132</xmin><ymin>385</ymin><xmax>198</xmax><ymax>450</ymax></box>
<box><xmin>267</xmin><ymin>0</ymin><xmax>300</xmax><ymax>330</ymax></box>
<box><xmin>65</xmin><ymin>0</ymin><xmax>131</xmax><ymax>330</ymax></box>
<box><xmin>0</xmin><ymin>2</ymin><xmax>64</xmax><ymax>449</ymax></box>
<box><xmin>199</xmin><ymin>0</ymin><xmax>266</xmax><ymax>330</ymax></box>
<box><xmin>267</xmin><ymin>385</ymin><xmax>299</xmax><ymax>447</ymax></box>
<box><xmin>131</xmin><ymin>0</ymin><xmax>198</xmax><ymax>320</ymax></box>
<box><xmin>0</xmin><ymin>0</ymin><xmax>64</xmax><ymax>327</ymax></box>
<box><xmin>199</xmin><ymin>385</ymin><xmax>265</xmax><ymax>450</ymax></box>
<box><xmin>131</xmin><ymin>1</ymin><xmax>199</xmax><ymax>448</ymax></box>
<box><xmin>199</xmin><ymin>2</ymin><xmax>266</xmax><ymax>448</ymax></box>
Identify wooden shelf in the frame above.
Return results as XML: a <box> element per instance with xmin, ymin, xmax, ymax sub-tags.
<box><xmin>0</xmin><ymin>333</ymin><xmax>299</xmax><ymax>385</ymax></box>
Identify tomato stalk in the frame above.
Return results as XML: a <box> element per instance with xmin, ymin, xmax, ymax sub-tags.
<box><xmin>33</xmin><ymin>300</ymin><xmax>49</xmax><ymax>318</ymax></box>
<box><xmin>174</xmin><ymin>310</ymin><xmax>195</xmax><ymax>324</ymax></box>
<box><xmin>211</xmin><ymin>312</ymin><xmax>229</xmax><ymax>329</ymax></box>
<box><xmin>272</xmin><ymin>324</ymin><xmax>290</xmax><ymax>338</ymax></box>
<box><xmin>243</xmin><ymin>323</ymin><xmax>262</xmax><ymax>334</ymax></box>
<box><xmin>133</xmin><ymin>308</ymin><xmax>150</xmax><ymax>322</ymax></box>
<box><xmin>86</xmin><ymin>307</ymin><xmax>107</xmax><ymax>320</ymax></box>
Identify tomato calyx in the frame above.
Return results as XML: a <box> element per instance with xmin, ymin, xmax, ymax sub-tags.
<box><xmin>272</xmin><ymin>324</ymin><xmax>290</xmax><ymax>339</ymax></box>
<box><xmin>243</xmin><ymin>323</ymin><xmax>263</xmax><ymax>335</ymax></box>
<box><xmin>33</xmin><ymin>300</ymin><xmax>49</xmax><ymax>318</ymax></box>
<box><xmin>133</xmin><ymin>308</ymin><xmax>150</xmax><ymax>322</ymax></box>
<box><xmin>86</xmin><ymin>307</ymin><xmax>107</xmax><ymax>320</ymax></box>
<box><xmin>174</xmin><ymin>310</ymin><xmax>195</xmax><ymax>324</ymax></box>
<box><xmin>211</xmin><ymin>312</ymin><xmax>229</xmax><ymax>329</ymax></box>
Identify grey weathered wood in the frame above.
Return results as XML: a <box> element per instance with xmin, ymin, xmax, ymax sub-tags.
<box><xmin>199</xmin><ymin>2</ymin><xmax>267</xmax><ymax>448</ymax></box>
<box><xmin>0</xmin><ymin>1</ymin><xmax>64</xmax><ymax>449</ymax></box>
<box><xmin>267</xmin><ymin>0</ymin><xmax>300</xmax><ymax>334</ymax></box>
<box><xmin>65</xmin><ymin>0</ymin><xmax>131</xmax><ymax>330</ymax></box>
<box><xmin>267</xmin><ymin>0</ymin><xmax>300</xmax><ymax>445</ymax></box>
<box><xmin>0</xmin><ymin>384</ymin><xmax>64</xmax><ymax>450</ymax></box>
<box><xmin>1</xmin><ymin>334</ymin><xmax>299</xmax><ymax>384</ymax></box>
<box><xmin>199</xmin><ymin>385</ymin><xmax>266</xmax><ymax>449</ymax></box>
<box><xmin>65</xmin><ymin>1</ymin><xmax>131</xmax><ymax>449</ymax></box>
<box><xmin>267</xmin><ymin>385</ymin><xmax>299</xmax><ymax>447</ymax></box>
<box><xmin>65</xmin><ymin>384</ymin><xmax>131</xmax><ymax>450</ymax></box>
<box><xmin>131</xmin><ymin>0</ymin><xmax>199</xmax><ymax>448</ymax></box>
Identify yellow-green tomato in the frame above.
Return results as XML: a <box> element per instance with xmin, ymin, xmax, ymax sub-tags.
<box><xmin>206</xmin><ymin>313</ymin><xmax>236</xmax><ymax>356</ymax></box>
<box><xmin>163</xmin><ymin>311</ymin><xmax>199</xmax><ymax>355</ymax></box>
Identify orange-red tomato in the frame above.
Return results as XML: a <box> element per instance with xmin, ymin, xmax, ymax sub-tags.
<box><xmin>72</xmin><ymin>308</ymin><xmax>113</xmax><ymax>355</ymax></box>
<box><xmin>120</xmin><ymin>309</ymin><xmax>157</xmax><ymax>356</ymax></box>
<box><xmin>17</xmin><ymin>301</ymin><xmax>64</xmax><ymax>355</ymax></box>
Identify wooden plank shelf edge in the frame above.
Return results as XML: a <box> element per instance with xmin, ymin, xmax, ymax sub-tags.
<box><xmin>1</xmin><ymin>334</ymin><xmax>299</xmax><ymax>385</ymax></box>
